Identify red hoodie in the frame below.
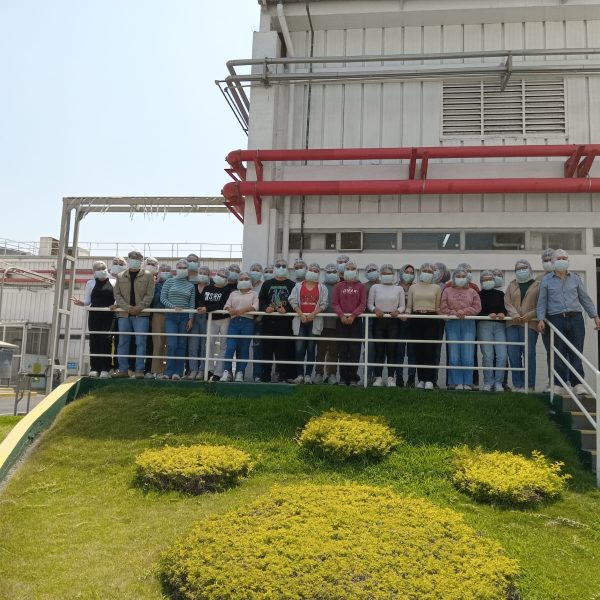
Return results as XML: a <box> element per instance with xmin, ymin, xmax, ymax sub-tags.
<box><xmin>332</xmin><ymin>281</ymin><xmax>367</xmax><ymax>318</ymax></box>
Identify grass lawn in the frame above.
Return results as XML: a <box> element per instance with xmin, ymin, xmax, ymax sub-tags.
<box><xmin>0</xmin><ymin>416</ymin><xmax>21</xmax><ymax>443</ymax></box>
<box><xmin>0</xmin><ymin>384</ymin><xmax>599</xmax><ymax>599</ymax></box>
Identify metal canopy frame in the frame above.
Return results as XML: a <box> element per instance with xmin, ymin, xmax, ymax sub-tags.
<box><xmin>48</xmin><ymin>196</ymin><xmax>228</xmax><ymax>392</ymax></box>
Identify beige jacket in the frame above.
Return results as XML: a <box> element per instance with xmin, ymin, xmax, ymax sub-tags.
<box><xmin>504</xmin><ymin>279</ymin><xmax>540</xmax><ymax>330</ymax></box>
<box><xmin>113</xmin><ymin>269</ymin><xmax>155</xmax><ymax>317</ymax></box>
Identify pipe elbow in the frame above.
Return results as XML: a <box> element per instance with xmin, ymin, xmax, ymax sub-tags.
<box><xmin>226</xmin><ymin>149</ymin><xmax>243</xmax><ymax>166</ymax></box>
<box><xmin>222</xmin><ymin>181</ymin><xmax>241</xmax><ymax>200</ymax></box>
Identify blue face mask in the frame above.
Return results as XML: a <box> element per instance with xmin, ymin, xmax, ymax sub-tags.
<box><xmin>110</xmin><ymin>265</ymin><xmax>125</xmax><ymax>275</ymax></box>
<box><xmin>188</xmin><ymin>275</ymin><xmax>200</xmax><ymax>283</ymax></box>
<box><xmin>420</xmin><ymin>272</ymin><xmax>433</xmax><ymax>283</ymax></box>
<box><xmin>274</xmin><ymin>266</ymin><xmax>288</xmax><ymax>278</ymax></box>
<box><xmin>336</xmin><ymin>263</ymin><xmax>346</xmax><ymax>273</ymax></box>
<box><xmin>554</xmin><ymin>259</ymin><xmax>569</xmax><ymax>271</ymax></box>
<box><xmin>250</xmin><ymin>270</ymin><xmax>262</xmax><ymax>282</ymax></box>
<box><xmin>380</xmin><ymin>274</ymin><xmax>394</xmax><ymax>284</ymax></box>
<box><xmin>305</xmin><ymin>270</ymin><xmax>319</xmax><ymax>282</ymax></box>
<box><xmin>263</xmin><ymin>272</ymin><xmax>274</xmax><ymax>281</ymax></box>
<box><xmin>325</xmin><ymin>273</ymin><xmax>339</xmax><ymax>284</ymax></box>
<box><xmin>128</xmin><ymin>259</ymin><xmax>142</xmax><ymax>269</ymax></box>
<box><xmin>159</xmin><ymin>272</ymin><xmax>172</xmax><ymax>281</ymax></box>
<box><xmin>228</xmin><ymin>271</ymin><xmax>240</xmax><ymax>282</ymax></box>
<box><xmin>343</xmin><ymin>270</ymin><xmax>357</xmax><ymax>281</ymax></box>
<box><xmin>482</xmin><ymin>280</ymin><xmax>495</xmax><ymax>291</ymax></box>
<box><xmin>366</xmin><ymin>270</ymin><xmax>379</xmax><ymax>281</ymax></box>
<box><xmin>402</xmin><ymin>273</ymin><xmax>415</xmax><ymax>283</ymax></box>
<box><xmin>176</xmin><ymin>269</ymin><xmax>188</xmax><ymax>279</ymax></box>
<box><xmin>454</xmin><ymin>277</ymin><xmax>468</xmax><ymax>287</ymax></box>
<box><xmin>516</xmin><ymin>268</ymin><xmax>531</xmax><ymax>283</ymax></box>
<box><xmin>494</xmin><ymin>276</ymin><xmax>504</xmax><ymax>287</ymax></box>
<box><xmin>295</xmin><ymin>268</ymin><xmax>307</xmax><ymax>279</ymax></box>
<box><xmin>213</xmin><ymin>275</ymin><xmax>227</xmax><ymax>286</ymax></box>
<box><xmin>187</xmin><ymin>261</ymin><xmax>199</xmax><ymax>270</ymax></box>
<box><xmin>466</xmin><ymin>272</ymin><xmax>473</xmax><ymax>282</ymax></box>
<box><xmin>237</xmin><ymin>280</ymin><xmax>252</xmax><ymax>290</ymax></box>
<box><xmin>197</xmin><ymin>273</ymin><xmax>210</xmax><ymax>284</ymax></box>
<box><xmin>94</xmin><ymin>270</ymin><xmax>108</xmax><ymax>280</ymax></box>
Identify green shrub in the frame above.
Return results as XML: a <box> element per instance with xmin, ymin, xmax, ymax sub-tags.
<box><xmin>452</xmin><ymin>446</ymin><xmax>571</xmax><ymax>505</ymax></box>
<box><xmin>134</xmin><ymin>444</ymin><xmax>253</xmax><ymax>494</ymax></box>
<box><xmin>161</xmin><ymin>484</ymin><xmax>520</xmax><ymax>600</ymax></box>
<box><xmin>297</xmin><ymin>410</ymin><xmax>399</xmax><ymax>460</ymax></box>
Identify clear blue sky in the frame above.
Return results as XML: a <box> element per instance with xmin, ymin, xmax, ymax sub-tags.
<box><xmin>0</xmin><ymin>0</ymin><xmax>258</xmax><ymax>247</ymax></box>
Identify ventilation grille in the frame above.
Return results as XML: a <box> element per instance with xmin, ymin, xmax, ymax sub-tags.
<box><xmin>442</xmin><ymin>79</ymin><xmax>566</xmax><ymax>137</ymax></box>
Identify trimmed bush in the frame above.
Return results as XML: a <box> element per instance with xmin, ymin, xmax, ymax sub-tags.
<box><xmin>134</xmin><ymin>444</ymin><xmax>253</xmax><ymax>494</ymax></box>
<box><xmin>452</xmin><ymin>446</ymin><xmax>571</xmax><ymax>505</ymax></box>
<box><xmin>161</xmin><ymin>484</ymin><xmax>520</xmax><ymax>600</ymax></box>
<box><xmin>297</xmin><ymin>410</ymin><xmax>399</xmax><ymax>460</ymax></box>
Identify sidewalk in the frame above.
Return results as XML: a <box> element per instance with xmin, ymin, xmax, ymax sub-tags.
<box><xmin>0</xmin><ymin>391</ymin><xmax>45</xmax><ymax>416</ymax></box>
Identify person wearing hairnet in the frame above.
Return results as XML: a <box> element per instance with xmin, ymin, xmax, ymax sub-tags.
<box><xmin>537</xmin><ymin>250</ymin><xmax>600</xmax><ymax>396</ymax></box>
<box><xmin>227</xmin><ymin>264</ymin><xmax>242</xmax><ymax>290</ymax></box>
<box><xmin>396</xmin><ymin>264</ymin><xmax>417</xmax><ymax>387</ymax></box>
<box><xmin>72</xmin><ymin>260</ymin><xmax>115</xmax><ymax>378</ymax></box>
<box><xmin>187</xmin><ymin>265</ymin><xmax>212</xmax><ymax>380</ymax></box>
<box><xmin>363</xmin><ymin>263</ymin><xmax>380</xmax><ymax>383</ymax></box>
<box><xmin>335</xmin><ymin>254</ymin><xmax>350</xmax><ymax>274</ymax></box>
<box><xmin>147</xmin><ymin>262</ymin><xmax>172</xmax><ymax>378</ymax></box>
<box><xmin>441</xmin><ymin>266</ymin><xmax>482</xmax><ymax>390</ymax></box>
<box><xmin>293</xmin><ymin>258</ymin><xmax>307</xmax><ymax>283</ymax></box>
<box><xmin>314</xmin><ymin>263</ymin><xmax>340</xmax><ymax>384</ymax></box>
<box><xmin>504</xmin><ymin>259</ymin><xmax>540</xmax><ymax>392</ymax></box>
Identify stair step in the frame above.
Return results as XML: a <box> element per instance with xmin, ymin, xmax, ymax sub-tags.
<box><xmin>569</xmin><ymin>411</ymin><xmax>597</xmax><ymax>429</ymax></box>
<box><xmin>560</xmin><ymin>395</ymin><xmax>597</xmax><ymax>413</ymax></box>
<box><xmin>582</xmin><ymin>449</ymin><xmax>597</xmax><ymax>474</ymax></box>
<box><xmin>574</xmin><ymin>429</ymin><xmax>597</xmax><ymax>451</ymax></box>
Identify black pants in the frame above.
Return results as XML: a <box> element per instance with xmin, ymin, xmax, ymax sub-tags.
<box><xmin>372</xmin><ymin>318</ymin><xmax>399</xmax><ymax>377</ymax></box>
<box><xmin>336</xmin><ymin>319</ymin><xmax>363</xmax><ymax>384</ymax></box>
<box><xmin>410</xmin><ymin>317</ymin><xmax>441</xmax><ymax>383</ymax></box>
<box><xmin>261</xmin><ymin>317</ymin><xmax>295</xmax><ymax>381</ymax></box>
<box><xmin>88</xmin><ymin>311</ymin><xmax>114</xmax><ymax>372</ymax></box>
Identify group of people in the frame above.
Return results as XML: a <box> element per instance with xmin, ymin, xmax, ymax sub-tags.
<box><xmin>73</xmin><ymin>247</ymin><xmax>600</xmax><ymax>394</ymax></box>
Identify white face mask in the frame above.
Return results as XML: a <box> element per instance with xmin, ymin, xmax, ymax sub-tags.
<box><xmin>542</xmin><ymin>260</ymin><xmax>554</xmax><ymax>272</ymax></box>
<box><xmin>305</xmin><ymin>270</ymin><xmax>319</xmax><ymax>282</ymax></box>
<box><xmin>343</xmin><ymin>269</ymin><xmax>357</xmax><ymax>281</ymax></box>
<box><xmin>145</xmin><ymin>265</ymin><xmax>158</xmax><ymax>274</ymax></box>
<box><xmin>94</xmin><ymin>270</ymin><xmax>108</xmax><ymax>280</ymax></box>
<box><xmin>110</xmin><ymin>265</ymin><xmax>125</xmax><ymax>275</ymax></box>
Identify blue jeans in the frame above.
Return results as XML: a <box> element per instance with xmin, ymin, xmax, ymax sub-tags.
<box><xmin>223</xmin><ymin>317</ymin><xmax>255</xmax><ymax>374</ymax></box>
<box><xmin>446</xmin><ymin>319</ymin><xmax>476</xmax><ymax>386</ymax></box>
<box><xmin>477</xmin><ymin>321</ymin><xmax>507</xmax><ymax>387</ymax></box>
<box><xmin>547</xmin><ymin>313</ymin><xmax>586</xmax><ymax>386</ymax></box>
<box><xmin>165</xmin><ymin>313</ymin><xmax>190</xmax><ymax>377</ymax></box>
<box><xmin>295</xmin><ymin>322</ymin><xmax>318</xmax><ymax>376</ymax></box>
<box><xmin>506</xmin><ymin>325</ymin><xmax>538</xmax><ymax>389</ymax></box>
<box><xmin>117</xmin><ymin>316</ymin><xmax>150</xmax><ymax>373</ymax></box>
<box><xmin>188</xmin><ymin>314</ymin><xmax>207</xmax><ymax>374</ymax></box>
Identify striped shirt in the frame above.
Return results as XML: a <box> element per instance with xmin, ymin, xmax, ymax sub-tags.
<box><xmin>160</xmin><ymin>277</ymin><xmax>196</xmax><ymax>314</ymax></box>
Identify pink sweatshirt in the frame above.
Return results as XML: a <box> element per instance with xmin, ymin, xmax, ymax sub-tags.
<box><xmin>440</xmin><ymin>286</ymin><xmax>482</xmax><ymax>316</ymax></box>
<box><xmin>332</xmin><ymin>281</ymin><xmax>367</xmax><ymax>318</ymax></box>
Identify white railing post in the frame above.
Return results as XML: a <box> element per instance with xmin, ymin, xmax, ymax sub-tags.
<box><xmin>596</xmin><ymin>368</ymin><xmax>600</xmax><ymax>488</ymax></box>
<box><xmin>549</xmin><ymin>324</ymin><xmax>555</xmax><ymax>406</ymax></box>
<box><xmin>204</xmin><ymin>312</ymin><xmax>212</xmax><ymax>381</ymax></box>
<box><xmin>363</xmin><ymin>314</ymin><xmax>369</xmax><ymax>388</ymax></box>
<box><xmin>523</xmin><ymin>322</ymin><xmax>529</xmax><ymax>394</ymax></box>
<box><xmin>78</xmin><ymin>308</ymin><xmax>88</xmax><ymax>376</ymax></box>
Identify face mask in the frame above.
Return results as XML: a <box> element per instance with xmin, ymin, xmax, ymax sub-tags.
<box><xmin>454</xmin><ymin>277</ymin><xmax>468</xmax><ymax>287</ymax></box>
<box><xmin>402</xmin><ymin>273</ymin><xmax>415</xmax><ymax>284</ymax></box>
<box><xmin>336</xmin><ymin>263</ymin><xmax>346</xmax><ymax>273</ymax></box>
<box><xmin>466</xmin><ymin>272</ymin><xmax>473</xmax><ymax>282</ymax></box>
<box><xmin>128</xmin><ymin>259</ymin><xmax>142</xmax><ymax>269</ymax></box>
<box><xmin>494</xmin><ymin>276</ymin><xmax>504</xmax><ymax>287</ymax></box>
<box><xmin>516</xmin><ymin>269</ymin><xmax>531</xmax><ymax>283</ymax></box>
<box><xmin>250</xmin><ymin>270</ymin><xmax>262</xmax><ymax>282</ymax></box>
<box><xmin>420</xmin><ymin>272</ymin><xmax>433</xmax><ymax>283</ymax></box>
<box><xmin>554</xmin><ymin>259</ymin><xmax>569</xmax><ymax>271</ymax></box>
<box><xmin>274</xmin><ymin>266</ymin><xmax>288</xmax><ymax>278</ymax></box>
<box><xmin>176</xmin><ymin>269</ymin><xmax>188</xmax><ymax>279</ymax></box>
<box><xmin>188</xmin><ymin>275</ymin><xmax>200</xmax><ymax>283</ymax></box>
<box><xmin>187</xmin><ymin>261</ymin><xmax>199</xmax><ymax>270</ymax></box>
<box><xmin>228</xmin><ymin>271</ymin><xmax>239</xmax><ymax>282</ymax></box>
<box><xmin>542</xmin><ymin>261</ymin><xmax>554</xmax><ymax>272</ymax></box>
<box><xmin>237</xmin><ymin>280</ymin><xmax>252</xmax><ymax>290</ymax></box>
<box><xmin>304</xmin><ymin>270</ymin><xmax>319</xmax><ymax>282</ymax></box>
<box><xmin>482</xmin><ymin>280</ymin><xmax>495</xmax><ymax>291</ymax></box>
<box><xmin>159</xmin><ymin>272</ymin><xmax>172</xmax><ymax>281</ymax></box>
<box><xmin>366</xmin><ymin>270</ymin><xmax>379</xmax><ymax>282</ymax></box>
<box><xmin>295</xmin><ymin>268</ymin><xmax>307</xmax><ymax>279</ymax></box>
<box><xmin>145</xmin><ymin>265</ymin><xmax>158</xmax><ymax>274</ymax></box>
<box><xmin>343</xmin><ymin>270</ymin><xmax>357</xmax><ymax>281</ymax></box>
<box><xmin>380</xmin><ymin>274</ymin><xmax>394</xmax><ymax>284</ymax></box>
<box><xmin>198</xmin><ymin>274</ymin><xmax>210</xmax><ymax>284</ymax></box>
<box><xmin>94</xmin><ymin>270</ymin><xmax>108</xmax><ymax>280</ymax></box>
<box><xmin>433</xmin><ymin>269</ymin><xmax>440</xmax><ymax>282</ymax></box>
<box><xmin>110</xmin><ymin>265</ymin><xmax>125</xmax><ymax>275</ymax></box>
<box><xmin>325</xmin><ymin>273</ymin><xmax>339</xmax><ymax>284</ymax></box>
<box><xmin>213</xmin><ymin>275</ymin><xmax>227</xmax><ymax>286</ymax></box>
<box><xmin>263</xmin><ymin>272</ymin><xmax>274</xmax><ymax>281</ymax></box>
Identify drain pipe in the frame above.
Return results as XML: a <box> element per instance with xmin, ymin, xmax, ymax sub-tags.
<box><xmin>278</xmin><ymin>2</ymin><xmax>295</xmax><ymax>262</ymax></box>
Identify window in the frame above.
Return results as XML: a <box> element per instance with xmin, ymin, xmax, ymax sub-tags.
<box><xmin>402</xmin><ymin>232</ymin><xmax>460</xmax><ymax>250</ymax></box>
<box><xmin>363</xmin><ymin>232</ymin><xmax>397</xmax><ymax>250</ymax></box>
<box><xmin>465</xmin><ymin>232</ymin><xmax>525</xmax><ymax>251</ymax></box>
<box><xmin>325</xmin><ymin>233</ymin><xmax>337</xmax><ymax>250</ymax></box>
<box><xmin>442</xmin><ymin>79</ymin><xmax>565</xmax><ymax>137</ymax></box>
<box><xmin>289</xmin><ymin>233</ymin><xmax>337</xmax><ymax>251</ymax></box>
<box><xmin>594</xmin><ymin>229</ymin><xmax>600</xmax><ymax>247</ymax></box>
<box><xmin>339</xmin><ymin>232</ymin><xmax>363</xmax><ymax>251</ymax></box>
<box><xmin>530</xmin><ymin>231</ymin><xmax>583</xmax><ymax>252</ymax></box>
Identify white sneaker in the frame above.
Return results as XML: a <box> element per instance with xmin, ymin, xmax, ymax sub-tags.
<box><xmin>186</xmin><ymin>371</ymin><xmax>198</xmax><ymax>380</ymax></box>
<box><xmin>513</xmin><ymin>387</ymin><xmax>525</xmax><ymax>393</ymax></box>
<box><xmin>456</xmin><ymin>384</ymin><xmax>464</xmax><ymax>391</ymax></box>
<box><xmin>573</xmin><ymin>383</ymin><xmax>588</xmax><ymax>396</ymax></box>
<box><xmin>416</xmin><ymin>381</ymin><xmax>425</xmax><ymax>389</ymax></box>
<box><xmin>144</xmin><ymin>372</ymin><xmax>155</xmax><ymax>380</ymax></box>
<box><xmin>424</xmin><ymin>381</ymin><xmax>434</xmax><ymax>390</ymax></box>
<box><xmin>482</xmin><ymin>384</ymin><xmax>492</xmax><ymax>392</ymax></box>
<box><xmin>304</xmin><ymin>374</ymin><xmax>313</xmax><ymax>384</ymax></box>
<box><xmin>254</xmin><ymin>377</ymin><xmax>262</xmax><ymax>383</ymax></box>
<box><xmin>99</xmin><ymin>371</ymin><xmax>110</xmax><ymax>379</ymax></box>
<box><xmin>372</xmin><ymin>377</ymin><xmax>383</xmax><ymax>387</ymax></box>
<box><xmin>463</xmin><ymin>385</ymin><xmax>472</xmax><ymax>391</ymax></box>
<box><xmin>89</xmin><ymin>371</ymin><xmax>99</xmax><ymax>378</ymax></box>
<box><xmin>220</xmin><ymin>370</ymin><xmax>232</xmax><ymax>382</ymax></box>
<box><xmin>313</xmin><ymin>373</ymin><xmax>323</xmax><ymax>384</ymax></box>
<box><xmin>234</xmin><ymin>371</ymin><xmax>244</xmax><ymax>383</ymax></box>
<box><xmin>171</xmin><ymin>374</ymin><xmax>181</xmax><ymax>381</ymax></box>
<box><xmin>156</xmin><ymin>373</ymin><xmax>169</xmax><ymax>380</ymax></box>
<box><xmin>293</xmin><ymin>375</ymin><xmax>305</xmax><ymax>384</ymax></box>
<box><xmin>327</xmin><ymin>374</ymin><xmax>338</xmax><ymax>385</ymax></box>
<box><xmin>543</xmin><ymin>386</ymin><xmax>552</xmax><ymax>394</ymax></box>
<box><xmin>387</xmin><ymin>376</ymin><xmax>396</xmax><ymax>387</ymax></box>
<box><xmin>553</xmin><ymin>385</ymin><xmax>568</xmax><ymax>397</ymax></box>
<box><xmin>494</xmin><ymin>383</ymin><xmax>504</xmax><ymax>393</ymax></box>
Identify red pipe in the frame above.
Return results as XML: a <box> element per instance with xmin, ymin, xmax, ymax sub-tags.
<box><xmin>223</xmin><ymin>178</ymin><xmax>599</xmax><ymax>200</ymax></box>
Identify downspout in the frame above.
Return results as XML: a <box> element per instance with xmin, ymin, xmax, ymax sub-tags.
<box><xmin>277</xmin><ymin>2</ymin><xmax>295</xmax><ymax>262</ymax></box>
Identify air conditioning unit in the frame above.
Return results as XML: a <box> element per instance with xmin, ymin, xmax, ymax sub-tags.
<box><xmin>339</xmin><ymin>232</ymin><xmax>363</xmax><ymax>251</ymax></box>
